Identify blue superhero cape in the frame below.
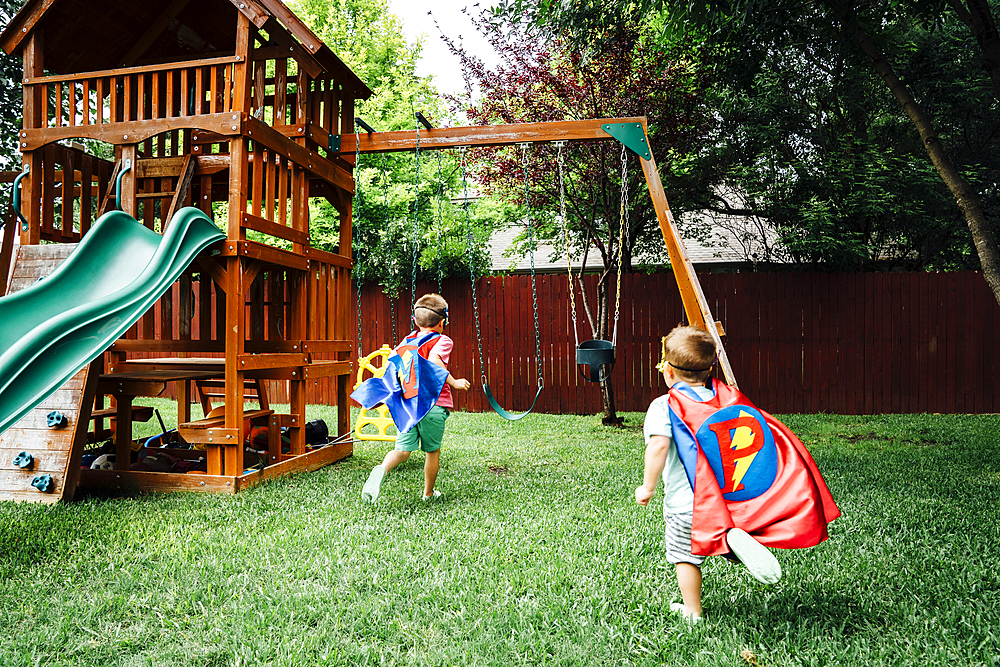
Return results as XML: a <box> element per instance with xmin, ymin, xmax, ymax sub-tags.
<box><xmin>350</xmin><ymin>331</ymin><xmax>450</xmax><ymax>434</ymax></box>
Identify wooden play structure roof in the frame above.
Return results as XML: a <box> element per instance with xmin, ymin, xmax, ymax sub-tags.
<box><xmin>0</xmin><ymin>0</ymin><xmax>370</xmax><ymax>98</ymax></box>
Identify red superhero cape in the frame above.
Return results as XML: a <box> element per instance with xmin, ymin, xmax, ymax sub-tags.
<box><xmin>668</xmin><ymin>381</ymin><xmax>840</xmax><ymax>556</ymax></box>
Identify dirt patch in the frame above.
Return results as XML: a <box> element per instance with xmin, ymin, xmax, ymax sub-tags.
<box><xmin>488</xmin><ymin>464</ymin><xmax>511</xmax><ymax>476</ymax></box>
<box><xmin>842</xmin><ymin>432</ymin><xmax>882</xmax><ymax>443</ymax></box>
<box><xmin>840</xmin><ymin>432</ymin><xmax>938</xmax><ymax>447</ymax></box>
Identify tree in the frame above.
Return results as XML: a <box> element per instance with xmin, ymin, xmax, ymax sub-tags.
<box><xmin>0</xmin><ymin>0</ymin><xmax>26</xmax><ymax>170</ymax></box>
<box><xmin>444</xmin><ymin>16</ymin><xmax>715</xmax><ymax>423</ymax></box>
<box><xmin>675</xmin><ymin>5</ymin><xmax>988</xmax><ymax>271</ymax></box>
<box><xmin>495</xmin><ymin>0</ymin><xmax>1000</xmax><ymax>305</ymax></box>
<box><xmin>289</xmin><ymin>0</ymin><xmax>495</xmax><ymax>302</ymax></box>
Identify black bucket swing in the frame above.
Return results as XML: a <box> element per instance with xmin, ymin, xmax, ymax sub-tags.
<box><xmin>556</xmin><ymin>141</ymin><xmax>629</xmax><ymax>383</ymax></box>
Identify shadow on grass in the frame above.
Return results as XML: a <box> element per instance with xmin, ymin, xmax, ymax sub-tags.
<box><xmin>711</xmin><ymin>589</ymin><xmax>888</xmax><ymax>638</ymax></box>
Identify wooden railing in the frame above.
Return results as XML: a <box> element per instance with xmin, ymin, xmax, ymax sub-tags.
<box><xmin>23</xmin><ymin>51</ymin><xmax>351</xmax><ymax>139</ymax></box>
<box><xmin>14</xmin><ymin>144</ymin><xmax>115</xmax><ymax>243</ymax></box>
<box><xmin>26</xmin><ymin>56</ymin><xmax>244</xmax><ymax>129</ymax></box>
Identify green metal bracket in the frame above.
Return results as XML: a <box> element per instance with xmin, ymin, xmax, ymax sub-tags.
<box><xmin>601</xmin><ymin>122</ymin><xmax>651</xmax><ymax>161</ymax></box>
<box><xmin>329</xmin><ymin>134</ymin><xmax>341</xmax><ymax>155</ymax></box>
<box><xmin>115</xmin><ymin>158</ymin><xmax>132</xmax><ymax>211</ymax></box>
<box><xmin>13</xmin><ymin>165</ymin><xmax>28</xmax><ymax>231</ymax></box>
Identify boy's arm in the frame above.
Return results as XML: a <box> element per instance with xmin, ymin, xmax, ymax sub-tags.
<box><xmin>429</xmin><ymin>353</ymin><xmax>471</xmax><ymax>391</ymax></box>
<box><xmin>635</xmin><ymin>435</ymin><xmax>670</xmax><ymax>506</ymax></box>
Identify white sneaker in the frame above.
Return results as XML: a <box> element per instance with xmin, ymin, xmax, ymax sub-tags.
<box><xmin>669</xmin><ymin>602</ymin><xmax>702</xmax><ymax>623</ymax></box>
<box><xmin>422</xmin><ymin>489</ymin><xmax>442</xmax><ymax>501</ymax></box>
<box><xmin>726</xmin><ymin>528</ymin><xmax>782</xmax><ymax>584</ymax></box>
<box><xmin>362</xmin><ymin>465</ymin><xmax>385</xmax><ymax>504</ymax></box>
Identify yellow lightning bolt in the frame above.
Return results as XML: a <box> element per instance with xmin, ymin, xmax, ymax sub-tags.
<box><xmin>397</xmin><ymin>350</ymin><xmax>414</xmax><ymax>383</ymax></box>
<box><xmin>730</xmin><ymin>410</ymin><xmax>758</xmax><ymax>491</ymax></box>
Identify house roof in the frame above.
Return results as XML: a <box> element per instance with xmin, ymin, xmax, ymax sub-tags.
<box><xmin>0</xmin><ymin>0</ymin><xmax>371</xmax><ymax>98</ymax></box>
<box><xmin>488</xmin><ymin>223</ymin><xmax>762</xmax><ymax>274</ymax></box>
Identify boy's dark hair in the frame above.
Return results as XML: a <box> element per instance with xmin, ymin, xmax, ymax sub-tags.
<box><xmin>661</xmin><ymin>325</ymin><xmax>716</xmax><ymax>383</ymax></box>
<box><xmin>413</xmin><ymin>293</ymin><xmax>449</xmax><ymax>328</ymax></box>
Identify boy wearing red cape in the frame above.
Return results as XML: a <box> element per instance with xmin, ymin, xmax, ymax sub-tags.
<box><xmin>635</xmin><ymin>326</ymin><xmax>840</xmax><ymax>623</ymax></box>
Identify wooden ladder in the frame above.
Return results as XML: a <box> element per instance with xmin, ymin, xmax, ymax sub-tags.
<box><xmin>99</xmin><ymin>154</ymin><xmax>197</xmax><ymax>224</ymax></box>
<box><xmin>0</xmin><ymin>244</ymin><xmax>95</xmax><ymax>503</ymax></box>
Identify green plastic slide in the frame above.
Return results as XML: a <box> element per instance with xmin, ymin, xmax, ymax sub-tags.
<box><xmin>0</xmin><ymin>207</ymin><xmax>226</xmax><ymax>436</ymax></box>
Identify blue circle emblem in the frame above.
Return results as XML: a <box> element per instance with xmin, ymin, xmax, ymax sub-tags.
<box><xmin>696</xmin><ymin>405</ymin><xmax>778</xmax><ymax>501</ymax></box>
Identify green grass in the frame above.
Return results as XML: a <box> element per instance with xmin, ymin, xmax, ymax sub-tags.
<box><xmin>2</xmin><ymin>406</ymin><xmax>999</xmax><ymax>666</ymax></box>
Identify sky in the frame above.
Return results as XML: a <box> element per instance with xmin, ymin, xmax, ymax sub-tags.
<box><xmin>386</xmin><ymin>0</ymin><xmax>502</xmax><ymax>97</ymax></box>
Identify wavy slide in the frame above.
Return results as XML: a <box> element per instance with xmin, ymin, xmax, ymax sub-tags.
<box><xmin>0</xmin><ymin>207</ymin><xmax>226</xmax><ymax>436</ymax></box>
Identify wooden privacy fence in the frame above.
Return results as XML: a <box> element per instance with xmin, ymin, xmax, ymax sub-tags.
<box><xmin>145</xmin><ymin>270</ymin><xmax>1000</xmax><ymax>415</ymax></box>
<box><xmin>349</xmin><ymin>271</ymin><xmax>1000</xmax><ymax>415</ymax></box>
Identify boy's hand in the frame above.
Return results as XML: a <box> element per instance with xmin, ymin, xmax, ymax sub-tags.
<box><xmin>635</xmin><ymin>485</ymin><xmax>655</xmax><ymax>506</ymax></box>
<box><xmin>451</xmin><ymin>377</ymin><xmax>471</xmax><ymax>391</ymax></box>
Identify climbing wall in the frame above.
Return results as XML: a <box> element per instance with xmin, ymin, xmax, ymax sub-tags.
<box><xmin>0</xmin><ymin>244</ymin><xmax>96</xmax><ymax>503</ymax></box>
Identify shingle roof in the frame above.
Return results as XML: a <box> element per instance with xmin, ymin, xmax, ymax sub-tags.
<box><xmin>487</xmin><ymin>218</ymin><xmax>771</xmax><ymax>273</ymax></box>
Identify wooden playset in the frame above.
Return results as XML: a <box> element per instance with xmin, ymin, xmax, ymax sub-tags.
<box><xmin>0</xmin><ymin>0</ymin><xmax>732</xmax><ymax>503</ymax></box>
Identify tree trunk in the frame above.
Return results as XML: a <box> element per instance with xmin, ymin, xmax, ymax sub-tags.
<box><xmin>829</xmin><ymin>0</ymin><xmax>1000</xmax><ymax>307</ymax></box>
<box><xmin>948</xmin><ymin>0</ymin><xmax>1000</xmax><ymax>102</ymax></box>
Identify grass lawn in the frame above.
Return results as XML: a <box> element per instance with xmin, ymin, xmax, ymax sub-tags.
<box><xmin>1</xmin><ymin>403</ymin><xmax>999</xmax><ymax>666</ymax></box>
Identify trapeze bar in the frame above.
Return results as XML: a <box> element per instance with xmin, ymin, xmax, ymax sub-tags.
<box><xmin>415</xmin><ymin>112</ymin><xmax>434</xmax><ymax>130</ymax></box>
<box><xmin>355</xmin><ymin>117</ymin><xmax>377</xmax><ymax>133</ymax></box>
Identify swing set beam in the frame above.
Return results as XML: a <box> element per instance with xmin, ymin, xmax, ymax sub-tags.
<box><xmin>351</xmin><ymin>116</ymin><xmax>737</xmax><ymax>388</ymax></box>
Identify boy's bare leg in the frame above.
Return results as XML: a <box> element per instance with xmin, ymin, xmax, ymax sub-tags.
<box><xmin>381</xmin><ymin>449</ymin><xmax>411</xmax><ymax>473</ymax></box>
<box><xmin>676</xmin><ymin>563</ymin><xmax>703</xmax><ymax>617</ymax></box>
<box><xmin>363</xmin><ymin>450</ymin><xmax>411</xmax><ymax>504</ymax></box>
<box><xmin>423</xmin><ymin>449</ymin><xmax>440</xmax><ymax>498</ymax></box>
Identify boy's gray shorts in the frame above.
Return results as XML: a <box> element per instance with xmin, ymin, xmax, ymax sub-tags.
<box><xmin>664</xmin><ymin>511</ymin><xmax>706</xmax><ymax>566</ymax></box>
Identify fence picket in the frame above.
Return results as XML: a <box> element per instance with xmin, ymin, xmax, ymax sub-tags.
<box><xmin>140</xmin><ymin>270</ymin><xmax>999</xmax><ymax>415</ymax></box>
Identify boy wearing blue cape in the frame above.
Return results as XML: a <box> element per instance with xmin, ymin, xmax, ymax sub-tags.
<box><xmin>355</xmin><ymin>294</ymin><xmax>470</xmax><ymax>503</ymax></box>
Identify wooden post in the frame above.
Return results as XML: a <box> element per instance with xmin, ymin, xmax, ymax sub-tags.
<box><xmin>218</xmin><ymin>13</ymin><xmax>255</xmax><ymax>476</ymax></box>
<box><xmin>232</xmin><ymin>13</ymin><xmax>253</xmax><ymax>115</ymax></box>
<box><xmin>223</xmin><ymin>254</ymin><xmax>245</xmax><ymax>476</ymax></box>
<box><xmin>337</xmin><ymin>202</ymin><xmax>351</xmax><ymax>440</ymax></box>
<box><xmin>337</xmin><ymin>90</ymin><xmax>354</xmax><ymax>441</ymax></box>
<box><xmin>638</xmin><ymin>132</ymin><xmax>737</xmax><ymax>388</ymax></box>
<box><xmin>21</xmin><ymin>31</ymin><xmax>43</xmax><ymax>246</ymax></box>
<box><xmin>288</xmin><ymin>270</ymin><xmax>308</xmax><ymax>456</ymax></box>
<box><xmin>120</xmin><ymin>144</ymin><xmax>138</xmax><ymax>217</ymax></box>
<box><xmin>114</xmin><ymin>394</ymin><xmax>134</xmax><ymax>470</ymax></box>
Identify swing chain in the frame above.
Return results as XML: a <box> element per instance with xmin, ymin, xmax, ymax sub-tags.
<box><xmin>354</xmin><ymin>126</ymin><xmax>363</xmax><ymax>357</ymax></box>
<box><xmin>612</xmin><ymin>144</ymin><xmax>628</xmax><ymax>347</ymax></box>
<box><xmin>556</xmin><ymin>141</ymin><xmax>579</xmax><ymax>349</ymax></box>
<box><xmin>519</xmin><ymin>143</ymin><xmax>542</xmax><ymax>387</ymax></box>
<box><xmin>459</xmin><ymin>147</ymin><xmax>486</xmax><ymax>385</ymax></box>
<box><xmin>411</xmin><ymin>114</ymin><xmax>422</xmax><ymax>321</ymax></box>
<box><xmin>379</xmin><ymin>151</ymin><xmax>396</xmax><ymax>345</ymax></box>
<box><xmin>435</xmin><ymin>150</ymin><xmax>445</xmax><ymax>294</ymax></box>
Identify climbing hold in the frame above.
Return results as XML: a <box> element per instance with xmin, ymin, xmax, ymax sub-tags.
<box><xmin>12</xmin><ymin>451</ymin><xmax>34</xmax><ymax>469</ymax></box>
<box><xmin>46</xmin><ymin>411</ymin><xmax>68</xmax><ymax>428</ymax></box>
<box><xmin>30</xmin><ymin>474</ymin><xmax>54</xmax><ymax>493</ymax></box>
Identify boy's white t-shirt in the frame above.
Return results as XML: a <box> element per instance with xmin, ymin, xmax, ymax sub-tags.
<box><xmin>643</xmin><ymin>385</ymin><xmax>716</xmax><ymax>515</ymax></box>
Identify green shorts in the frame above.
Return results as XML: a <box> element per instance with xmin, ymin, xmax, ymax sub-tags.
<box><xmin>394</xmin><ymin>405</ymin><xmax>450</xmax><ymax>453</ymax></box>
